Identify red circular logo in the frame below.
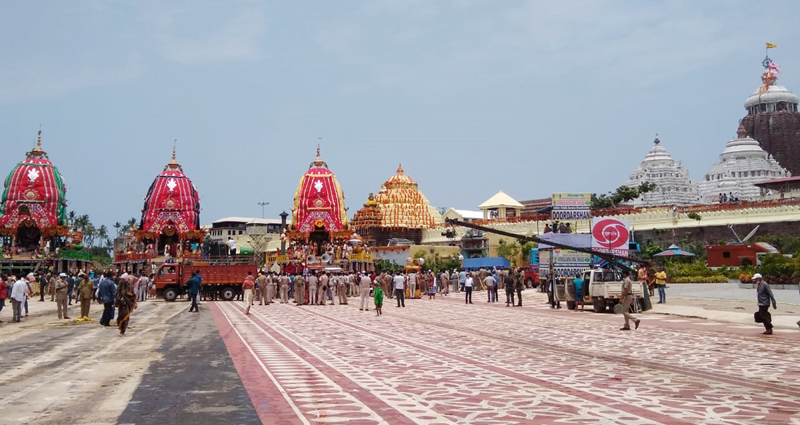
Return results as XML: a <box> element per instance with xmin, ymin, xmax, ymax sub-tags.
<box><xmin>592</xmin><ymin>219</ymin><xmax>629</xmax><ymax>249</ymax></box>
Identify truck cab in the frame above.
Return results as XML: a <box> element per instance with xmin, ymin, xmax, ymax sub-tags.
<box><xmin>556</xmin><ymin>268</ymin><xmax>650</xmax><ymax>314</ymax></box>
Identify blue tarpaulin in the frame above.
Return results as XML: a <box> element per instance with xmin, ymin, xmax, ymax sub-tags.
<box><xmin>463</xmin><ymin>257</ymin><xmax>511</xmax><ymax>270</ymax></box>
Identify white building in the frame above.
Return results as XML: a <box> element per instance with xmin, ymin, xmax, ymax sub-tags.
<box><xmin>698</xmin><ymin>125</ymin><xmax>789</xmax><ymax>203</ymax></box>
<box><xmin>623</xmin><ymin>136</ymin><xmax>699</xmax><ymax>207</ymax></box>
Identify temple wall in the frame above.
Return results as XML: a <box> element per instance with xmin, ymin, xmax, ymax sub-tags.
<box><xmin>422</xmin><ymin>204</ymin><xmax>800</xmax><ymax>247</ymax></box>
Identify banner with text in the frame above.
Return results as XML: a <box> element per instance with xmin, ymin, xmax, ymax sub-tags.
<box><xmin>539</xmin><ymin>248</ymin><xmax>593</xmax><ymax>279</ymax></box>
<box><xmin>551</xmin><ymin>193</ymin><xmax>592</xmax><ymax>220</ymax></box>
<box><xmin>591</xmin><ymin>217</ymin><xmax>630</xmax><ymax>257</ymax></box>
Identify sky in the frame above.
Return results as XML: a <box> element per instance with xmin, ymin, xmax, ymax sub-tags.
<box><xmin>1</xmin><ymin>0</ymin><xmax>799</xmax><ymax>232</ymax></box>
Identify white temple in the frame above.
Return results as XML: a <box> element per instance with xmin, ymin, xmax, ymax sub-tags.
<box><xmin>698</xmin><ymin>124</ymin><xmax>789</xmax><ymax>203</ymax></box>
<box><xmin>623</xmin><ymin>136</ymin><xmax>699</xmax><ymax>207</ymax></box>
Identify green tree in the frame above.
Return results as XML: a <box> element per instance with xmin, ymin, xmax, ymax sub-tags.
<box><xmin>591</xmin><ymin>182</ymin><xmax>657</xmax><ymax>209</ymax></box>
<box><xmin>496</xmin><ymin>239</ymin><xmax>521</xmax><ymax>266</ymax></box>
<box><xmin>114</xmin><ymin>222</ymin><xmax>122</xmax><ymax>237</ymax></box>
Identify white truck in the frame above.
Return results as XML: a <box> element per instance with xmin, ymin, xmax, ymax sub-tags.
<box><xmin>559</xmin><ymin>269</ymin><xmax>651</xmax><ymax>314</ymax></box>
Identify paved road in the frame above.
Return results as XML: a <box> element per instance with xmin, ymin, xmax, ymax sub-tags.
<box><xmin>2</xmin><ymin>292</ymin><xmax>800</xmax><ymax>424</ymax></box>
<box><xmin>212</xmin><ymin>294</ymin><xmax>800</xmax><ymax>424</ymax></box>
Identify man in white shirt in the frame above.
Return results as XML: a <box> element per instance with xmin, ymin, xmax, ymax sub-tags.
<box><xmin>393</xmin><ymin>272</ymin><xmax>405</xmax><ymax>308</ymax></box>
<box><xmin>464</xmin><ymin>273</ymin><xmax>474</xmax><ymax>304</ymax></box>
<box><xmin>228</xmin><ymin>237</ymin><xmax>237</xmax><ymax>256</ymax></box>
<box><xmin>11</xmin><ymin>275</ymin><xmax>29</xmax><ymax>322</ymax></box>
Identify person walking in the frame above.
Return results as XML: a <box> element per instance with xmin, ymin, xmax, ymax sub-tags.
<box><xmin>11</xmin><ymin>275</ymin><xmax>28</xmax><ymax>322</ymax></box>
<box><xmin>381</xmin><ymin>272</ymin><xmax>392</xmax><ymax>299</ymax></box>
<box><xmin>440</xmin><ymin>270</ymin><xmax>450</xmax><ymax>296</ymax></box>
<box><xmin>464</xmin><ymin>273</ymin><xmax>474</xmax><ymax>304</ymax></box>
<box><xmin>294</xmin><ymin>273</ymin><xmax>306</xmax><ymax>306</ymax></box>
<box><xmin>515</xmin><ymin>270</ymin><xmax>523</xmax><ymax>307</ymax></box>
<box><xmin>55</xmin><ymin>273</ymin><xmax>70</xmax><ymax>320</ymax></box>
<box><xmin>654</xmin><ymin>266</ymin><xmax>667</xmax><ymax>303</ymax></box>
<box><xmin>459</xmin><ymin>269</ymin><xmax>466</xmax><ymax>292</ymax></box>
<box><xmin>393</xmin><ymin>272</ymin><xmax>405</xmax><ymax>307</ymax></box>
<box><xmin>753</xmin><ymin>273</ymin><xmax>777</xmax><ymax>335</ymax></box>
<box><xmin>115</xmin><ymin>275</ymin><xmax>137</xmax><ymax>336</ymax></box>
<box><xmin>67</xmin><ymin>273</ymin><xmax>77</xmax><ymax>305</ymax></box>
<box><xmin>76</xmin><ymin>272</ymin><xmax>94</xmax><ymax>318</ymax></box>
<box><xmin>619</xmin><ymin>270</ymin><xmax>640</xmax><ymax>331</ymax></box>
<box><xmin>451</xmin><ymin>269</ymin><xmax>459</xmax><ymax>294</ymax></box>
<box><xmin>98</xmin><ymin>271</ymin><xmax>116</xmax><ymax>326</ymax></box>
<box><xmin>358</xmin><ymin>273</ymin><xmax>372</xmax><ymax>311</ymax></box>
<box><xmin>242</xmin><ymin>272</ymin><xmax>255</xmax><ymax>314</ymax></box>
<box><xmin>374</xmin><ymin>281</ymin><xmax>383</xmax><ymax>316</ymax></box>
<box><xmin>187</xmin><ymin>272</ymin><xmax>201</xmax><ymax>312</ymax></box>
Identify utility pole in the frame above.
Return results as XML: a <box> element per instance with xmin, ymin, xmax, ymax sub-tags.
<box><xmin>258</xmin><ymin>201</ymin><xmax>270</xmax><ymax>219</ymax></box>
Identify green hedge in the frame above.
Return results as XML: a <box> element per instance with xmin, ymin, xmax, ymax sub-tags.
<box><xmin>669</xmin><ymin>275</ymin><xmax>729</xmax><ymax>283</ymax></box>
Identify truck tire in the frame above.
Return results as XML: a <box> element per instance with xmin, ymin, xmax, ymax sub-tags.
<box><xmin>612</xmin><ymin>303</ymin><xmax>623</xmax><ymax>314</ymax></box>
<box><xmin>221</xmin><ymin>287</ymin><xmax>236</xmax><ymax>301</ymax></box>
<box><xmin>525</xmin><ymin>278</ymin><xmax>533</xmax><ymax>288</ymax></box>
<box><xmin>163</xmin><ymin>287</ymin><xmax>179</xmax><ymax>302</ymax></box>
<box><xmin>592</xmin><ymin>298</ymin><xmax>605</xmax><ymax>313</ymax></box>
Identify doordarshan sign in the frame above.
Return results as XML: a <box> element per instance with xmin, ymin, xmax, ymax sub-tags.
<box><xmin>551</xmin><ymin>193</ymin><xmax>591</xmax><ymax>220</ymax></box>
<box><xmin>591</xmin><ymin>217</ymin><xmax>630</xmax><ymax>257</ymax></box>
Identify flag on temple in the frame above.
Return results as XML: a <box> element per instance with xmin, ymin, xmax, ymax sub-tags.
<box><xmin>766</xmin><ymin>43</ymin><xmax>779</xmax><ymax>49</ymax></box>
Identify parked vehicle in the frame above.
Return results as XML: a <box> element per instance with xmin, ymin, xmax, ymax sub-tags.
<box><xmin>521</xmin><ymin>265</ymin><xmax>540</xmax><ymax>287</ymax></box>
<box><xmin>155</xmin><ymin>261</ymin><xmax>257</xmax><ymax>302</ymax></box>
<box><xmin>555</xmin><ymin>268</ymin><xmax>651</xmax><ymax>313</ymax></box>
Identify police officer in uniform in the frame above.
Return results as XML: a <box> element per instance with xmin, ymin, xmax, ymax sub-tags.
<box><xmin>279</xmin><ymin>273</ymin><xmax>290</xmax><ymax>303</ymax></box>
<box><xmin>294</xmin><ymin>273</ymin><xmax>306</xmax><ymax>306</ymax></box>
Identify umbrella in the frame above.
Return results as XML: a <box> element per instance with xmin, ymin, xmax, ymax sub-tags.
<box><xmin>653</xmin><ymin>244</ymin><xmax>696</xmax><ymax>257</ymax></box>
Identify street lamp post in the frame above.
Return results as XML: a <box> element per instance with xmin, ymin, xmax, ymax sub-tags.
<box><xmin>258</xmin><ymin>201</ymin><xmax>270</xmax><ymax>219</ymax></box>
<box><xmin>279</xmin><ymin>211</ymin><xmax>289</xmax><ymax>255</ymax></box>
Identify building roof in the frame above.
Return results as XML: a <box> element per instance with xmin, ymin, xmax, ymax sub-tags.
<box><xmin>623</xmin><ymin>135</ymin><xmax>699</xmax><ymax>207</ymax></box>
<box><xmin>745</xmin><ymin>84</ymin><xmax>799</xmax><ymax>108</ymax></box>
<box><xmin>213</xmin><ymin>217</ymin><xmax>283</xmax><ymax>225</ymax></box>
<box><xmin>451</xmin><ymin>209</ymin><xmax>483</xmax><ymax>219</ymax></box>
<box><xmin>0</xmin><ymin>131</ymin><xmax>68</xmax><ymax>230</ymax></box>
<box><xmin>139</xmin><ymin>147</ymin><xmax>201</xmax><ymax>236</ymax></box>
<box><xmin>698</xmin><ymin>124</ymin><xmax>788</xmax><ymax>202</ymax></box>
<box><xmin>478</xmin><ymin>191</ymin><xmax>524</xmax><ymax>209</ymax></box>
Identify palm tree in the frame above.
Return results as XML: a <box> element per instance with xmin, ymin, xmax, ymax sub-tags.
<box><xmin>124</xmin><ymin>217</ymin><xmax>137</xmax><ymax>233</ymax></box>
<box><xmin>97</xmin><ymin>225</ymin><xmax>108</xmax><ymax>247</ymax></box>
<box><xmin>83</xmin><ymin>223</ymin><xmax>96</xmax><ymax>247</ymax></box>
<box><xmin>68</xmin><ymin>211</ymin><xmax>76</xmax><ymax>229</ymax></box>
<box><xmin>75</xmin><ymin>215</ymin><xmax>90</xmax><ymax>233</ymax></box>
<box><xmin>114</xmin><ymin>222</ymin><xmax>122</xmax><ymax>237</ymax></box>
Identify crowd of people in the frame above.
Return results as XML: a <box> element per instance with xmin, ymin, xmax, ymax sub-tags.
<box><xmin>229</xmin><ymin>267</ymin><xmax>529</xmax><ymax>316</ymax></box>
<box><xmin>0</xmin><ymin>269</ymin><xmax>151</xmax><ymax>336</ymax></box>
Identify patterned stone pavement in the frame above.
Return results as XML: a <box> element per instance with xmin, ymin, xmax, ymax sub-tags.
<box><xmin>210</xmin><ymin>294</ymin><xmax>800</xmax><ymax>425</ymax></box>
